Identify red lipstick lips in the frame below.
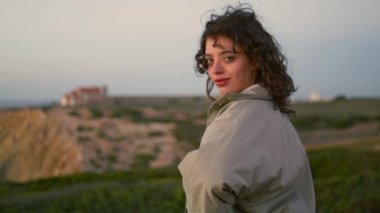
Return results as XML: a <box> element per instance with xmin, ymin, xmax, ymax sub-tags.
<box><xmin>214</xmin><ymin>78</ymin><xmax>230</xmax><ymax>87</ymax></box>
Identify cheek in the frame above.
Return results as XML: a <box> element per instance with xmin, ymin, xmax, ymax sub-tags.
<box><xmin>233</xmin><ymin>65</ymin><xmax>252</xmax><ymax>81</ymax></box>
<box><xmin>207</xmin><ymin>71</ymin><xmax>216</xmax><ymax>80</ymax></box>
<box><xmin>231</xmin><ymin>65</ymin><xmax>255</xmax><ymax>90</ymax></box>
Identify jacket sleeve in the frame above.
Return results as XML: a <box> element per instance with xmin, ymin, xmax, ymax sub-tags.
<box><xmin>180</xmin><ymin>138</ymin><xmax>253</xmax><ymax>213</ymax></box>
<box><xmin>179</xmin><ymin>101</ymin><xmax>279</xmax><ymax>213</ymax></box>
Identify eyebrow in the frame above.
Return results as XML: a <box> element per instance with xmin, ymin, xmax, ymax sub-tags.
<box><xmin>205</xmin><ymin>50</ymin><xmax>238</xmax><ymax>57</ymax></box>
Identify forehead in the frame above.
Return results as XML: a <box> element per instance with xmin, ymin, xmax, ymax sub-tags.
<box><xmin>205</xmin><ymin>36</ymin><xmax>241</xmax><ymax>53</ymax></box>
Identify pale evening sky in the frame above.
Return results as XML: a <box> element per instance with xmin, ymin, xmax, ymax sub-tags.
<box><xmin>1</xmin><ymin>0</ymin><xmax>379</xmax><ymax>102</ymax></box>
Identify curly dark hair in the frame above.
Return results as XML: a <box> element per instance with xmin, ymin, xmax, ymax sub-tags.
<box><xmin>195</xmin><ymin>4</ymin><xmax>296</xmax><ymax>115</ymax></box>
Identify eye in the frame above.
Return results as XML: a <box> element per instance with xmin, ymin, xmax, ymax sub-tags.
<box><xmin>205</xmin><ymin>58</ymin><xmax>214</xmax><ymax>66</ymax></box>
<box><xmin>223</xmin><ymin>55</ymin><xmax>235</xmax><ymax>63</ymax></box>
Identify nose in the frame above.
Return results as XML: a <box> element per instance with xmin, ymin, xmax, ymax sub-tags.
<box><xmin>209</xmin><ymin>59</ymin><xmax>224</xmax><ymax>75</ymax></box>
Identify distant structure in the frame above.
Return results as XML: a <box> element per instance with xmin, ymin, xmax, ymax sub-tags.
<box><xmin>60</xmin><ymin>86</ymin><xmax>107</xmax><ymax>107</ymax></box>
<box><xmin>308</xmin><ymin>91</ymin><xmax>331</xmax><ymax>102</ymax></box>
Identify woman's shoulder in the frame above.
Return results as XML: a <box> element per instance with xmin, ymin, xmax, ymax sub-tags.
<box><xmin>207</xmin><ymin>85</ymin><xmax>274</xmax><ymax>125</ymax></box>
<box><xmin>213</xmin><ymin>97</ymin><xmax>277</xmax><ymax>126</ymax></box>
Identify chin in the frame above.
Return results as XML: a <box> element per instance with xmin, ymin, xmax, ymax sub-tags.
<box><xmin>218</xmin><ymin>89</ymin><xmax>230</xmax><ymax>96</ymax></box>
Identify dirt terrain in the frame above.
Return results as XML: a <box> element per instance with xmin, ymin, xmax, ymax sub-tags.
<box><xmin>49</xmin><ymin>107</ymin><xmax>186</xmax><ymax>172</ymax></box>
<box><xmin>1</xmin><ymin>97</ymin><xmax>379</xmax><ymax>182</ymax></box>
<box><xmin>301</xmin><ymin>122</ymin><xmax>380</xmax><ymax>148</ymax></box>
<box><xmin>0</xmin><ymin>109</ymin><xmax>81</xmax><ymax>182</ymax></box>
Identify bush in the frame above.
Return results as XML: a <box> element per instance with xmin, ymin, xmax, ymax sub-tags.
<box><xmin>97</xmin><ymin>130</ymin><xmax>107</xmax><ymax>139</ymax></box>
<box><xmin>96</xmin><ymin>130</ymin><xmax>126</xmax><ymax>142</ymax></box>
<box><xmin>90</xmin><ymin>108</ymin><xmax>103</xmax><ymax>119</ymax></box>
<box><xmin>77</xmin><ymin>136</ymin><xmax>91</xmax><ymax>143</ymax></box>
<box><xmin>148</xmin><ymin>131</ymin><xmax>164</xmax><ymax>137</ymax></box>
<box><xmin>132</xmin><ymin>154</ymin><xmax>156</xmax><ymax>169</ymax></box>
<box><xmin>333</xmin><ymin>95</ymin><xmax>347</xmax><ymax>101</ymax></box>
<box><xmin>107</xmin><ymin>154</ymin><xmax>118</xmax><ymax>163</ymax></box>
<box><xmin>110</xmin><ymin>107</ymin><xmax>142</xmax><ymax>121</ymax></box>
<box><xmin>172</xmin><ymin>121</ymin><xmax>205</xmax><ymax>147</ymax></box>
<box><xmin>77</xmin><ymin>125</ymin><xmax>94</xmax><ymax>132</ymax></box>
<box><xmin>68</xmin><ymin>110</ymin><xmax>79</xmax><ymax>117</ymax></box>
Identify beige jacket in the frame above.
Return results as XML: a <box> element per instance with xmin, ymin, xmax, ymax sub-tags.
<box><xmin>178</xmin><ymin>84</ymin><xmax>315</xmax><ymax>213</ymax></box>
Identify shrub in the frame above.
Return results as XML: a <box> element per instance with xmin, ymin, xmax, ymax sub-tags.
<box><xmin>90</xmin><ymin>108</ymin><xmax>103</xmax><ymax>119</ymax></box>
<box><xmin>333</xmin><ymin>95</ymin><xmax>347</xmax><ymax>101</ymax></box>
<box><xmin>68</xmin><ymin>110</ymin><xmax>79</xmax><ymax>117</ymax></box>
<box><xmin>148</xmin><ymin>131</ymin><xmax>164</xmax><ymax>137</ymax></box>
<box><xmin>153</xmin><ymin>145</ymin><xmax>161</xmax><ymax>154</ymax></box>
<box><xmin>107</xmin><ymin>154</ymin><xmax>118</xmax><ymax>163</ymax></box>
<box><xmin>90</xmin><ymin>159</ymin><xmax>101</xmax><ymax>169</ymax></box>
<box><xmin>132</xmin><ymin>154</ymin><xmax>156</xmax><ymax>169</ymax></box>
<box><xmin>110</xmin><ymin>107</ymin><xmax>143</xmax><ymax>121</ymax></box>
<box><xmin>172</xmin><ymin>121</ymin><xmax>205</xmax><ymax>147</ymax></box>
<box><xmin>77</xmin><ymin>136</ymin><xmax>91</xmax><ymax>143</ymax></box>
<box><xmin>97</xmin><ymin>130</ymin><xmax>107</xmax><ymax>139</ymax></box>
<box><xmin>77</xmin><ymin>125</ymin><xmax>94</xmax><ymax>132</ymax></box>
<box><xmin>96</xmin><ymin>130</ymin><xmax>126</xmax><ymax>142</ymax></box>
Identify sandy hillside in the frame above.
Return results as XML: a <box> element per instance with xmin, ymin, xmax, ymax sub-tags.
<box><xmin>0</xmin><ymin>109</ymin><xmax>81</xmax><ymax>182</ymax></box>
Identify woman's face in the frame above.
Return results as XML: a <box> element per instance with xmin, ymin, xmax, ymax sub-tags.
<box><xmin>205</xmin><ymin>36</ymin><xmax>256</xmax><ymax>96</ymax></box>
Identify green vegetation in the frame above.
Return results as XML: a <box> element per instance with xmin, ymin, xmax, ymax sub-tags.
<box><xmin>68</xmin><ymin>110</ymin><xmax>79</xmax><ymax>117</ymax></box>
<box><xmin>291</xmin><ymin>114</ymin><xmax>376</xmax><ymax>130</ymax></box>
<box><xmin>0</xmin><ymin>169</ymin><xmax>184</xmax><ymax>213</ymax></box>
<box><xmin>111</xmin><ymin>106</ymin><xmax>178</xmax><ymax>123</ymax></box>
<box><xmin>132</xmin><ymin>154</ymin><xmax>156</xmax><ymax>170</ymax></box>
<box><xmin>172</xmin><ymin>121</ymin><xmax>205</xmax><ymax>148</ymax></box>
<box><xmin>148</xmin><ymin>131</ymin><xmax>164</xmax><ymax>137</ymax></box>
<box><xmin>77</xmin><ymin>136</ymin><xmax>91</xmax><ymax>143</ymax></box>
<box><xmin>90</xmin><ymin>107</ymin><xmax>103</xmax><ymax>119</ymax></box>
<box><xmin>153</xmin><ymin>145</ymin><xmax>161</xmax><ymax>154</ymax></box>
<box><xmin>97</xmin><ymin>130</ymin><xmax>107</xmax><ymax>139</ymax></box>
<box><xmin>110</xmin><ymin>107</ymin><xmax>143</xmax><ymax>121</ymax></box>
<box><xmin>291</xmin><ymin>99</ymin><xmax>380</xmax><ymax>130</ymax></box>
<box><xmin>293</xmin><ymin>99</ymin><xmax>380</xmax><ymax>118</ymax></box>
<box><xmin>96</xmin><ymin>130</ymin><xmax>126</xmax><ymax>142</ymax></box>
<box><xmin>76</xmin><ymin>125</ymin><xmax>94</xmax><ymax>132</ymax></box>
<box><xmin>0</xmin><ymin>140</ymin><xmax>379</xmax><ymax>212</ymax></box>
<box><xmin>90</xmin><ymin>159</ymin><xmax>101</xmax><ymax>169</ymax></box>
<box><xmin>107</xmin><ymin>154</ymin><xmax>118</xmax><ymax>163</ymax></box>
<box><xmin>106</xmin><ymin>96</ymin><xmax>209</xmax><ymax>113</ymax></box>
<box><xmin>2</xmin><ymin>98</ymin><xmax>378</xmax><ymax>211</ymax></box>
<box><xmin>308</xmin><ymin>141</ymin><xmax>380</xmax><ymax>212</ymax></box>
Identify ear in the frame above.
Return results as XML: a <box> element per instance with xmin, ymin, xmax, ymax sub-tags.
<box><xmin>250</xmin><ymin>61</ymin><xmax>260</xmax><ymax>84</ymax></box>
<box><xmin>250</xmin><ymin>61</ymin><xmax>260</xmax><ymax>71</ymax></box>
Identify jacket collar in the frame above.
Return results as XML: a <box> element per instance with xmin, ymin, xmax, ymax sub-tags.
<box><xmin>207</xmin><ymin>84</ymin><xmax>272</xmax><ymax>126</ymax></box>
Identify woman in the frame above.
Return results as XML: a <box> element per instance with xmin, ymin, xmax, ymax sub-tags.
<box><xmin>178</xmin><ymin>4</ymin><xmax>315</xmax><ymax>213</ymax></box>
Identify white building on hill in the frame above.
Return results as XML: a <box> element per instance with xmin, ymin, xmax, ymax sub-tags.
<box><xmin>308</xmin><ymin>91</ymin><xmax>331</xmax><ymax>102</ymax></box>
<box><xmin>60</xmin><ymin>86</ymin><xmax>107</xmax><ymax>107</ymax></box>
